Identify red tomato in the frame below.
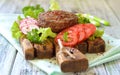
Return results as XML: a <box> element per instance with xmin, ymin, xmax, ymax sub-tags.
<box><xmin>55</xmin><ymin>23</ymin><xmax>96</xmax><ymax>47</ymax></box>
<box><xmin>72</xmin><ymin>24</ymin><xmax>86</xmax><ymax>42</ymax></box>
<box><xmin>55</xmin><ymin>28</ymin><xmax>78</xmax><ymax>47</ymax></box>
<box><xmin>83</xmin><ymin>23</ymin><xmax>96</xmax><ymax>39</ymax></box>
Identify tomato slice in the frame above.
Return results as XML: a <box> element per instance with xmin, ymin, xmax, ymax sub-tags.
<box><xmin>73</xmin><ymin>24</ymin><xmax>86</xmax><ymax>42</ymax></box>
<box><xmin>55</xmin><ymin>23</ymin><xmax>96</xmax><ymax>47</ymax></box>
<box><xmin>83</xmin><ymin>23</ymin><xmax>96</xmax><ymax>39</ymax></box>
<box><xmin>55</xmin><ymin>28</ymin><xmax>78</xmax><ymax>47</ymax></box>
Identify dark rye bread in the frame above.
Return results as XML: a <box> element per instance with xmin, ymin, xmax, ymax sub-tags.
<box><xmin>20</xmin><ymin>38</ymin><xmax>34</xmax><ymax>60</ymax></box>
<box><xmin>56</xmin><ymin>47</ymin><xmax>88</xmax><ymax>72</ymax></box>
<box><xmin>20</xmin><ymin>37</ymin><xmax>54</xmax><ymax>60</ymax></box>
<box><xmin>87</xmin><ymin>37</ymin><xmax>105</xmax><ymax>53</ymax></box>
<box><xmin>34</xmin><ymin>39</ymin><xmax>54</xmax><ymax>59</ymax></box>
<box><xmin>75</xmin><ymin>37</ymin><xmax>105</xmax><ymax>53</ymax></box>
<box><xmin>75</xmin><ymin>42</ymin><xmax>87</xmax><ymax>54</ymax></box>
<box><xmin>20</xmin><ymin>37</ymin><xmax>105</xmax><ymax>60</ymax></box>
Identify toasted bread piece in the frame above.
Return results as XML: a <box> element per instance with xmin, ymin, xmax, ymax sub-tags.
<box><xmin>34</xmin><ymin>39</ymin><xmax>54</xmax><ymax>59</ymax></box>
<box><xmin>87</xmin><ymin>38</ymin><xmax>105</xmax><ymax>53</ymax></box>
<box><xmin>20</xmin><ymin>38</ymin><xmax>34</xmax><ymax>60</ymax></box>
<box><xmin>56</xmin><ymin>47</ymin><xmax>88</xmax><ymax>72</ymax></box>
<box><xmin>75</xmin><ymin>42</ymin><xmax>87</xmax><ymax>54</ymax></box>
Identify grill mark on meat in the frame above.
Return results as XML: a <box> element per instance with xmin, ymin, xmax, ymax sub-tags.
<box><xmin>43</xmin><ymin>45</ymin><xmax>46</xmax><ymax>50</ymax></box>
<box><xmin>38</xmin><ymin>10</ymin><xmax>78</xmax><ymax>33</ymax></box>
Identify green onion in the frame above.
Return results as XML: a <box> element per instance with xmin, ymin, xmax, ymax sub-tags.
<box><xmin>83</xmin><ymin>14</ymin><xmax>110</xmax><ymax>26</ymax></box>
<box><xmin>89</xmin><ymin>19</ymin><xmax>100</xmax><ymax>27</ymax></box>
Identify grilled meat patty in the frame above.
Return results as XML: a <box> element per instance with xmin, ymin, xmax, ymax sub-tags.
<box><xmin>38</xmin><ymin>10</ymin><xmax>78</xmax><ymax>33</ymax></box>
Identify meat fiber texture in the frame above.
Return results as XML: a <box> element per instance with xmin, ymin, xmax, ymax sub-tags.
<box><xmin>38</xmin><ymin>10</ymin><xmax>78</xmax><ymax>33</ymax></box>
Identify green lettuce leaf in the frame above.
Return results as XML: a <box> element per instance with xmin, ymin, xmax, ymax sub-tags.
<box><xmin>27</xmin><ymin>29</ymin><xmax>40</xmax><ymax>43</ymax></box>
<box><xmin>88</xmin><ymin>29</ymin><xmax>104</xmax><ymax>40</ymax></box>
<box><xmin>49</xmin><ymin>0</ymin><xmax>61</xmax><ymax>10</ymax></box>
<box><xmin>22</xmin><ymin>4</ymin><xmax>44</xmax><ymax>19</ymax></box>
<box><xmin>76</xmin><ymin>13</ymin><xmax>90</xmax><ymax>24</ymax></box>
<box><xmin>11</xmin><ymin>21</ymin><xmax>23</xmax><ymax>39</ymax></box>
<box><xmin>38</xmin><ymin>27</ymin><xmax>56</xmax><ymax>42</ymax></box>
<box><xmin>17</xmin><ymin>15</ymin><xmax>23</xmax><ymax>21</ymax></box>
<box><xmin>27</xmin><ymin>28</ymin><xmax>56</xmax><ymax>43</ymax></box>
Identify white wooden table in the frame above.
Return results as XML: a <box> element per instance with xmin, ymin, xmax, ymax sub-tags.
<box><xmin>0</xmin><ymin>0</ymin><xmax>120</xmax><ymax>75</ymax></box>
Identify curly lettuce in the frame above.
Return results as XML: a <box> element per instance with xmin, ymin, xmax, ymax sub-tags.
<box><xmin>76</xmin><ymin>13</ymin><xmax>90</xmax><ymax>24</ymax></box>
<box><xmin>11</xmin><ymin>21</ymin><xmax>23</xmax><ymax>39</ymax></box>
<box><xmin>88</xmin><ymin>29</ymin><xmax>104</xmax><ymax>40</ymax></box>
<box><xmin>22</xmin><ymin>4</ymin><xmax>44</xmax><ymax>19</ymax></box>
<box><xmin>26</xmin><ymin>27</ymin><xmax>56</xmax><ymax>43</ymax></box>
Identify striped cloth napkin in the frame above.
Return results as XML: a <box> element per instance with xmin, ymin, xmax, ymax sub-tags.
<box><xmin>0</xmin><ymin>14</ymin><xmax>120</xmax><ymax>75</ymax></box>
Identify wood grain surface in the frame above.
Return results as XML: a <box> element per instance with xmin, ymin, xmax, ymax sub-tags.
<box><xmin>0</xmin><ymin>0</ymin><xmax>120</xmax><ymax>75</ymax></box>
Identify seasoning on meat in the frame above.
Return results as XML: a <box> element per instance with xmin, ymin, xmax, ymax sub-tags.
<box><xmin>38</xmin><ymin>10</ymin><xmax>78</xmax><ymax>33</ymax></box>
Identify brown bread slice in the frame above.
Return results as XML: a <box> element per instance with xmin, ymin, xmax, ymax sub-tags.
<box><xmin>56</xmin><ymin>47</ymin><xmax>88</xmax><ymax>72</ymax></box>
<box><xmin>75</xmin><ymin>42</ymin><xmax>87</xmax><ymax>54</ymax></box>
<box><xmin>87</xmin><ymin>38</ymin><xmax>105</xmax><ymax>53</ymax></box>
<box><xmin>34</xmin><ymin>39</ymin><xmax>54</xmax><ymax>59</ymax></box>
<box><xmin>20</xmin><ymin>38</ymin><xmax>34</xmax><ymax>60</ymax></box>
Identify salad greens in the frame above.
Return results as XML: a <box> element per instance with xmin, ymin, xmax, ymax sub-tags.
<box><xmin>26</xmin><ymin>29</ymin><xmax>40</xmax><ymax>43</ymax></box>
<box><xmin>76</xmin><ymin>13</ymin><xmax>110</xmax><ymax>27</ymax></box>
<box><xmin>11</xmin><ymin>21</ymin><xmax>23</xmax><ymax>39</ymax></box>
<box><xmin>17</xmin><ymin>15</ymin><xmax>23</xmax><ymax>21</ymax></box>
<box><xmin>88</xmin><ymin>29</ymin><xmax>104</xmax><ymax>41</ymax></box>
<box><xmin>22</xmin><ymin>4</ymin><xmax>44</xmax><ymax>19</ymax></box>
<box><xmin>83</xmin><ymin>14</ymin><xmax>110</xmax><ymax>26</ymax></box>
<box><xmin>89</xmin><ymin>19</ymin><xmax>100</xmax><ymax>27</ymax></box>
<box><xmin>63</xmin><ymin>32</ymin><xmax>68</xmax><ymax>42</ymax></box>
<box><xmin>11</xmin><ymin>15</ymin><xmax>23</xmax><ymax>39</ymax></box>
<box><xmin>76</xmin><ymin>13</ymin><xmax>90</xmax><ymax>24</ymax></box>
<box><xmin>27</xmin><ymin>27</ymin><xmax>56</xmax><ymax>43</ymax></box>
<box><xmin>49</xmin><ymin>0</ymin><xmax>61</xmax><ymax>10</ymax></box>
<box><xmin>38</xmin><ymin>27</ymin><xmax>56</xmax><ymax>42</ymax></box>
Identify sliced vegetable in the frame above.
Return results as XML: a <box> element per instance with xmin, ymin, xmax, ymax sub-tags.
<box><xmin>55</xmin><ymin>24</ymin><xmax>96</xmax><ymax>47</ymax></box>
<box><xmin>49</xmin><ymin>0</ymin><xmax>61</xmax><ymax>10</ymax></box>
<box><xmin>83</xmin><ymin>14</ymin><xmax>110</xmax><ymax>26</ymax></box>
<box><xmin>55</xmin><ymin>28</ymin><xmax>78</xmax><ymax>47</ymax></box>
<box><xmin>89</xmin><ymin>19</ymin><xmax>100</xmax><ymax>27</ymax></box>
<box><xmin>11</xmin><ymin>21</ymin><xmax>23</xmax><ymax>39</ymax></box>
<box><xmin>20</xmin><ymin>17</ymin><xmax>39</xmax><ymax>34</ymax></box>
<box><xmin>83</xmin><ymin>23</ymin><xmax>96</xmax><ymax>39</ymax></box>
<box><xmin>27</xmin><ymin>27</ymin><xmax>56</xmax><ymax>43</ymax></box>
<box><xmin>22</xmin><ymin>4</ymin><xmax>44</xmax><ymax>19</ymax></box>
<box><xmin>71</xmin><ymin>25</ymin><xmax>86</xmax><ymax>42</ymax></box>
